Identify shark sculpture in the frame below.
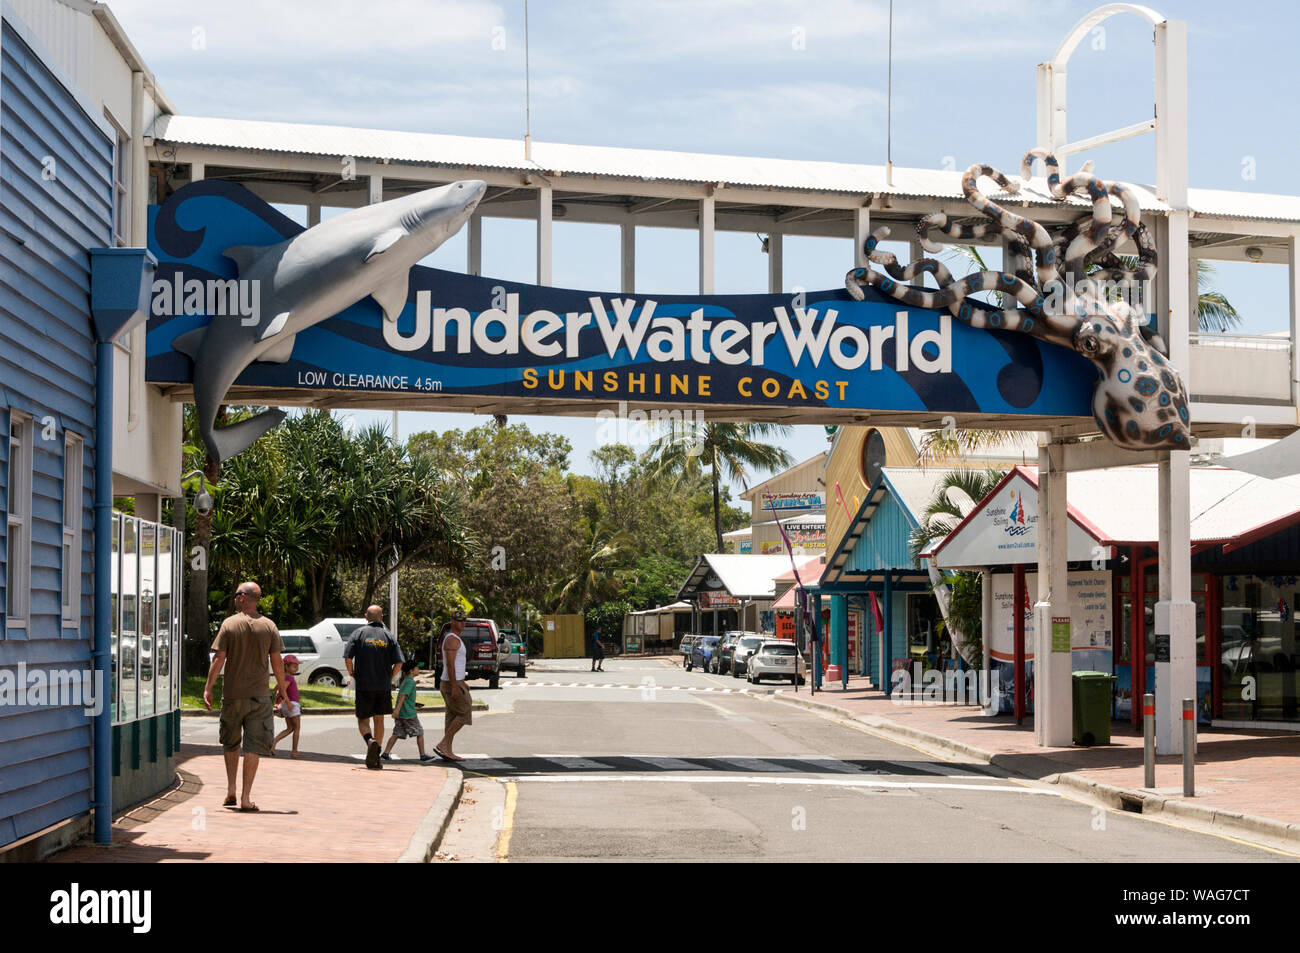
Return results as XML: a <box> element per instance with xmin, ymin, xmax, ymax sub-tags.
<box><xmin>172</xmin><ymin>179</ymin><xmax>487</xmax><ymax>461</ymax></box>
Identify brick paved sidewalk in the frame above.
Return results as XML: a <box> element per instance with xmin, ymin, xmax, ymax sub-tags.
<box><xmin>50</xmin><ymin>743</ymin><xmax>453</xmax><ymax>863</ymax></box>
<box><xmin>781</xmin><ymin>675</ymin><xmax>1300</xmax><ymax>828</ymax></box>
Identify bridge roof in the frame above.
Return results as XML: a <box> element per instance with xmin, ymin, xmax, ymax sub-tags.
<box><xmin>152</xmin><ymin>114</ymin><xmax>1300</xmax><ymax>223</ymax></box>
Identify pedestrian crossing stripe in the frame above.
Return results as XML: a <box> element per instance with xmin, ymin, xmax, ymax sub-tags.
<box><xmin>504</xmin><ymin>681</ymin><xmax>761</xmax><ymax>694</ymax></box>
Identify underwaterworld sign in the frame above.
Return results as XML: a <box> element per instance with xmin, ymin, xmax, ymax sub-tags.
<box><xmin>145</xmin><ymin>181</ymin><xmax>1098</xmax><ymax>423</ymax></box>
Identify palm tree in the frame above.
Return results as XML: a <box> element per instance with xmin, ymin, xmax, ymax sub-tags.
<box><xmin>909</xmin><ymin>468</ymin><xmax>1006</xmax><ymax>561</ymax></box>
<box><xmin>910</xmin><ymin>468</ymin><xmax>1006</xmax><ymax>666</ymax></box>
<box><xmin>552</xmin><ymin>526</ymin><xmax>630</xmax><ymax>613</ymax></box>
<box><xmin>648</xmin><ymin>421</ymin><xmax>793</xmax><ymax>552</ymax></box>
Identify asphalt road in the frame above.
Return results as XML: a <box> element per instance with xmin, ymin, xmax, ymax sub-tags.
<box><xmin>183</xmin><ymin>657</ymin><xmax>1298</xmax><ymax>863</ymax></box>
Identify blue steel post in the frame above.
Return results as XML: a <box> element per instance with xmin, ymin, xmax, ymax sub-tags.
<box><xmin>811</xmin><ymin>590</ymin><xmax>823</xmax><ymax>691</ymax></box>
<box><xmin>93</xmin><ymin>339</ymin><xmax>113</xmax><ymax>844</ymax></box>
<box><xmin>832</xmin><ymin>594</ymin><xmax>848</xmax><ymax>689</ymax></box>
<box><xmin>882</xmin><ymin>573</ymin><xmax>893</xmax><ymax>697</ymax></box>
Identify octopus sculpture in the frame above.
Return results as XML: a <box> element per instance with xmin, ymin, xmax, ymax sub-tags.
<box><xmin>845</xmin><ymin>149</ymin><xmax>1191</xmax><ymax>451</ymax></box>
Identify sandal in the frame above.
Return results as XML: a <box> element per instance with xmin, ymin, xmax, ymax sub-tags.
<box><xmin>223</xmin><ymin>795</ymin><xmax>237</xmax><ymax>807</ymax></box>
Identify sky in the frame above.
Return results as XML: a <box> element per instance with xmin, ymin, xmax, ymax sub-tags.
<box><xmin>108</xmin><ymin>0</ymin><xmax>1299</xmax><ymax>490</ymax></box>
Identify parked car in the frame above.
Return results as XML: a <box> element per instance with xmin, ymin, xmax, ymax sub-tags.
<box><xmin>498</xmin><ymin>626</ymin><xmax>528</xmax><ymax>678</ymax></box>
<box><xmin>302</xmin><ymin>618</ymin><xmax>368</xmax><ymax>687</ymax></box>
<box><xmin>729</xmin><ymin>634</ymin><xmax>767</xmax><ymax>678</ymax></box>
<box><xmin>206</xmin><ymin>618</ymin><xmax>366</xmax><ymax>688</ymax></box>
<box><xmin>715</xmin><ymin>630</ymin><xmax>760</xmax><ymax>675</ymax></box>
<box><xmin>434</xmin><ymin>617</ymin><xmax>502</xmax><ymax>689</ymax></box>
<box><xmin>747</xmin><ymin>640</ymin><xmax>807</xmax><ymax>685</ymax></box>
<box><xmin>679</xmin><ymin>635</ymin><xmax>697</xmax><ymax>666</ymax></box>
<box><xmin>688</xmin><ymin>635</ymin><xmax>721</xmax><ymax>673</ymax></box>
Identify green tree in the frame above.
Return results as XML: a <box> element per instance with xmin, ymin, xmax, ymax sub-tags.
<box><xmin>649</xmin><ymin>422</ymin><xmax>793</xmax><ymax>551</ymax></box>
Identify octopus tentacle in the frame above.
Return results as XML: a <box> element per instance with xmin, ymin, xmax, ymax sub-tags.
<box><xmin>961</xmin><ymin>164</ymin><xmax>1059</xmax><ymax>292</ymax></box>
<box><xmin>861</xmin><ymin>228</ymin><xmax>954</xmax><ymax>287</ymax></box>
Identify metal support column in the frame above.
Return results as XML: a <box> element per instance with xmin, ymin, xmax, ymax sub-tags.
<box><xmin>699</xmin><ymin>195</ymin><xmax>715</xmax><ymax>294</ymax></box>
<box><xmin>621</xmin><ymin>220</ymin><xmax>635</xmax><ymax>294</ymax></box>
<box><xmin>831</xmin><ymin>594</ymin><xmax>848</xmax><ymax>689</ymax></box>
<box><xmin>811</xmin><ymin>590</ymin><xmax>823</xmax><ymax>690</ymax></box>
<box><xmin>1035</xmin><ymin>441</ymin><xmax>1072</xmax><ymax>747</ymax></box>
<box><xmin>467</xmin><ymin>213</ymin><xmax>482</xmax><ymax>276</ymax></box>
<box><xmin>853</xmin><ymin>206</ymin><xmax>870</xmax><ymax>269</ymax></box>
<box><xmin>882</xmin><ymin>573</ymin><xmax>893</xmax><ymax>696</ymax></box>
<box><xmin>537</xmin><ymin>185</ymin><xmax>553</xmax><ymax>286</ymax></box>
<box><xmin>1156</xmin><ymin>451</ymin><xmax>1195</xmax><ymax>753</ymax></box>
<box><xmin>767</xmin><ymin>231</ymin><xmax>783</xmax><ymax>294</ymax></box>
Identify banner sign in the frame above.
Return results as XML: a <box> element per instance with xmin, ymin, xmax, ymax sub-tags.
<box><xmin>698</xmin><ymin>591</ymin><xmax>739</xmax><ymax>608</ymax></box>
<box><xmin>764</xmin><ymin>492</ymin><xmax>825</xmax><ymax>511</ymax></box>
<box><xmin>145</xmin><ymin>182</ymin><xmax>1099</xmax><ymax>419</ymax></box>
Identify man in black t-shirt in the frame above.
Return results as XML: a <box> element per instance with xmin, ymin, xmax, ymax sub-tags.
<box><xmin>344</xmin><ymin>605</ymin><xmax>404</xmax><ymax>770</ymax></box>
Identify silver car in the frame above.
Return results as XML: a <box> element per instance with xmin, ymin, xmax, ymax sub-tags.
<box><xmin>747</xmin><ymin>640</ymin><xmax>807</xmax><ymax>685</ymax></box>
<box><xmin>729</xmin><ymin>635</ymin><xmax>767</xmax><ymax>678</ymax></box>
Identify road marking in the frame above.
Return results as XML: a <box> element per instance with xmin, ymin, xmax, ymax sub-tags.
<box><xmin>795</xmin><ymin>757</ymin><xmax>868</xmax><ymax>774</ymax></box>
<box><xmin>535</xmin><ymin>755</ymin><xmax>612</xmax><ymax>770</ymax></box>
<box><xmin>715</xmin><ymin>757</ymin><xmax>798</xmax><ymax>773</ymax></box>
<box><xmin>633</xmin><ymin>756</ymin><xmax>706</xmax><ymax>771</ymax></box>
<box><xmin>495</xmin><ymin>780</ymin><xmax>516</xmax><ymax>863</ymax></box>
<box><xmin>503</xmin><ymin>774</ymin><xmax>1056</xmax><ymax>793</ymax></box>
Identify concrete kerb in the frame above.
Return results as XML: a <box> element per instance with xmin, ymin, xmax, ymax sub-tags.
<box><xmin>397</xmin><ymin>767</ymin><xmax>465</xmax><ymax>864</ymax></box>
<box><xmin>770</xmin><ymin>690</ymin><xmax>1300</xmax><ymax>848</ymax></box>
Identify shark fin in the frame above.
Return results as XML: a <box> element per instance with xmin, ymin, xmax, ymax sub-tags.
<box><xmin>205</xmin><ymin>409</ymin><xmax>288</xmax><ymax>463</ymax></box>
<box><xmin>171</xmin><ymin>327</ymin><xmax>206</xmax><ymax>361</ymax></box>
<box><xmin>364</xmin><ymin>228</ymin><xmax>405</xmax><ymax>263</ymax></box>
<box><xmin>222</xmin><ymin>244</ymin><xmax>272</xmax><ymax>275</ymax></box>
<box><xmin>258</xmin><ymin>334</ymin><xmax>297</xmax><ymax>364</ymax></box>
<box><xmin>260</xmin><ymin>312</ymin><xmax>291</xmax><ymax>341</ymax></box>
<box><xmin>371</xmin><ymin>274</ymin><xmax>410</xmax><ymax>322</ymax></box>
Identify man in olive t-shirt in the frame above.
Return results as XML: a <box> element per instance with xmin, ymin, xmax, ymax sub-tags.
<box><xmin>204</xmin><ymin>582</ymin><xmax>288</xmax><ymax>811</ymax></box>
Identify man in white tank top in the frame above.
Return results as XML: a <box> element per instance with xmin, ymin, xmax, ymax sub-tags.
<box><xmin>435</xmin><ymin>610</ymin><xmax>472</xmax><ymax>761</ymax></box>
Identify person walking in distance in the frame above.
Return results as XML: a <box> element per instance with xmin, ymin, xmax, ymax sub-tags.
<box><xmin>204</xmin><ymin>582</ymin><xmax>289</xmax><ymax>811</ymax></box>
<box><xmin>435</xmin><ymin>610</ymin><xmax>473</xmax><ymax>762</ymax></box>
<box><xmin>345</xmin><ymin>605</ymin><xmax>404</xmax><ymax>770</ymax></box>
<box><xmin>591</xmin><ymin>628</ymin><xmax>605</xmax><ymax>672</ymax></box>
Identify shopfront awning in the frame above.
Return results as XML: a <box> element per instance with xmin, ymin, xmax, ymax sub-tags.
<box><xmin>929</xmin><ymin>465</ymin><xmax>1300</xmax><ymax>570</ymax></box>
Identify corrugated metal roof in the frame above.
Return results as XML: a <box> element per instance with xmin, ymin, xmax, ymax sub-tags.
<box><xmin>678</xmin><ymin>554</ymin><xmax>794</xmax><ymax>600</ymax></box>
<box><xmin>879</xmin><ymin>468</ymin><xmax>962</xmax><ymax>524</ymax></box>
<box><xmin>152</xmin><ymin>114</ymin><xmax>1300</xmax><ymax>221</ymax></box>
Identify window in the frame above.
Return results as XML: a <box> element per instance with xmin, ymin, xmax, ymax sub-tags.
<box><xmin>6</xmin><ymin>413</ymin><xmax>33</xmax><ymax>629</ymax></box>
<box><xmin>113</xmin><ymin>127</ymin><xmax>129</xmax><ymax>247</ymax></box>
<box><xmin>62</xmin><ymin>433</ymin><xmax>84</xmax><ymax>631</ymax></box>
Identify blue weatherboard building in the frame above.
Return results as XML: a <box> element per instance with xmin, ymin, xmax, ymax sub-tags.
<box><xmin>1</xmin><ymin>3</ymin><xmax>172</xmax><ymax>857</ymax></box>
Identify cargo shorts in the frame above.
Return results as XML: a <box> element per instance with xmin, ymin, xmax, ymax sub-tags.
<box><xmin>439</xmin><ymin>682</ymin><xmax>473</xmax><ymax>729</ymax></box>
<box><xmin>219</xmin><ymin>695</ymin><xmax>275</xmax><ymax>756</ymax></box>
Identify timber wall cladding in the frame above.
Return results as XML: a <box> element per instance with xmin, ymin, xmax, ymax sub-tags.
<box><xmin>0</xmin><ymin>15</ymin><xmax>111</xmax><ymax>847</ymax></box>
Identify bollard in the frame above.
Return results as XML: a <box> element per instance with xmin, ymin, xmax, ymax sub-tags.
<box><xmin>1182</xmin><ymin>697</ymin><xmax>1195</xmax><ymax>797</ymax></box>
<box><xmin>1143</xmin><ymin>693</ymin><xmax>1155</xmax><ymax>789</ymax></box>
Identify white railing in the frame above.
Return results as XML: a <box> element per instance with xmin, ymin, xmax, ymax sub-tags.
<box><xmin>1188</xmin><ymin>331</ymin><xmax>1293</xmax><ymax>352</ymax></box>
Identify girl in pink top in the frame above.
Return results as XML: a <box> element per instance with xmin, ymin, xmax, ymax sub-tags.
<box><xmin>272</xmin><ymin>655</ymin><xmax>303</xmax><ymax>757</ymax></box>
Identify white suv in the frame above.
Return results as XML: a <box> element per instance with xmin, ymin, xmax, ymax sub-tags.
<box><xmin>746</xmin><ymin>640</ymin><xmax>807</xmax><ymax>685</ymax></box>
<box><xmin>293</xmin><ymin>618</ymin><xmax>368</xmax><ymax>687</ymax></box>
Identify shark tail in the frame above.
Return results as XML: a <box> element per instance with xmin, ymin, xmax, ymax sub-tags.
<box><xmin>204</xmin><ymin>409</ymin><xmax>288</xmax><ymax>463</ymax></box>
